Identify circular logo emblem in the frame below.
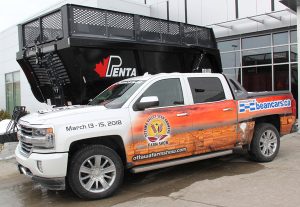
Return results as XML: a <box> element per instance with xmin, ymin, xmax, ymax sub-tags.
<box><xmin>144</xmin><ymin>115</ymin><xmax>171</xmax><ymax>144</ymax></box>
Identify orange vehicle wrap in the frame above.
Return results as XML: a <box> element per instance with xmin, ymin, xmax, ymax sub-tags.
<box><xmin>125</xmin><ymin>93</ymin><xmax>296</xmax><ymax>166</ymax></box>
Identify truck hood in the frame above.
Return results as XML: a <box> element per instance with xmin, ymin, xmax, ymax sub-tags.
<box><xmin>19</xmin><ymin>105</ymin><xmax>108</xmax><ymax>125</ymax></box>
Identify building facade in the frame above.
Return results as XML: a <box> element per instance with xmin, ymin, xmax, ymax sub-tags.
<box><xmin>0</xmin><ymin>0</ymin><xmax>297</xmax><ymax>114</ymax></box>
<box><xmin>218</xmin><ymin>28</ymin><xmax>297</xmax><ymax>100</ymax></box>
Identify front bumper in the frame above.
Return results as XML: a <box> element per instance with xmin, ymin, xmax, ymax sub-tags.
<box><xmin>15</xmin><ymin>144</ymin><xmax>68</xmax><ymax>190</ymax></box>
<box><xmin>18</xmin><ymin>164</ymin><xmax>65</xmax><ymax>190</ymax></box>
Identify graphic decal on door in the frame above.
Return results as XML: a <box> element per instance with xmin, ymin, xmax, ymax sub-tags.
<box><xmin>144</xmin><ymin>115</ymin><xmax>171</xmax><ymax>147</ymax></box>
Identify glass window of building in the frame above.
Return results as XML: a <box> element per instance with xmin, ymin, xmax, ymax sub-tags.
<box><xmin>218</xmin><ymin>39</ymin><xmax>240</xmax><ymax>52</ymax></box>
<box><xmin>242</xmin><ymin>48</ymin><xmax>271</xmax><ymax>66</ymax></box>
<box><xmin>242</xmin><ymin>35</ymin><xmax>271</xmax><ymax>49</ymax></box>
<box><xmin>218</xmin><ymin>29</ymin><xmax>297</xmax><ymax>95</ymax></box>
<box><xmin>290</xmin><ymin>31</ymin><xmax>297</xmax><ymax>43</ymax></box>
<box><xmin>242</xmin><ymin>66</ymin><xmax>272</xmax><ymax>92</ymax></box>
<box><xmin>221</xmin><ymin>52</ymin><xmax>240</xmax><ymax>68</ymax></box>
<box><xmin>274</xmin><ymin>65</ymin><xmax>289</xmax><ymax>91</ymax></box>
<box><xmin>273</xmin><ymin>32</ymin><xmax>288</xmax><ymax>45</ymax></box>
<box><xmin>273</xmin><ymin>46</ymin><xmax>289</xmax><ymax>63</ymax></box>
<box><xmin>291</xmin><ymin>44</ymin><xmax>298</xmax><ymax>62</ymax></box>
<box><xmin>5</xmin><ymin>71</ymin><xmax>20</xmax><ymax>115</ymax></box>
<box><xmin>223</xmin><ymin>68</ymin><xmax>241</xmax><ymax>82</ymax></box>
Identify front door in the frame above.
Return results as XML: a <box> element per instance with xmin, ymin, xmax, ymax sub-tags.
<box><xmin>129</xmin><ymin>78</ymin><xmax>193</xmax><ymax>165</ymax></box>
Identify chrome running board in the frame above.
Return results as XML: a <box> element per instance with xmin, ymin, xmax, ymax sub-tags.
<box><xmin>131</xmin><ymin>150</ymin><xmax>233</xmax><ymax>173</ymax></box>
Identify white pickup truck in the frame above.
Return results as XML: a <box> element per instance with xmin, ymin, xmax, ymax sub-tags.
<box><xmin>16</xmin><ymin>73</ymin><xmax>296</xmax><ymax>199</ymax></box>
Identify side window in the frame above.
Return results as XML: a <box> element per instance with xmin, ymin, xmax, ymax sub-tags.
<box><xmin>141</xmin><ymin>78</ymin><xmax>184</xmax><ymax>107</ymax></box>
<box><xmin>188</xmin><ymin>77</ymin><xmax>225</xmax><ymax>103</ymax></box>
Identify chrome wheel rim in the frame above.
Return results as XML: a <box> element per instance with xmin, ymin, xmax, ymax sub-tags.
<box><xmin>79</xmin><ymin>155</ymin><xmax>116</xmax><ymax>193</ymax></box>
<box><xmin>259</xmin><ymin>130</ymin><xmax>278</xmax><ymax>157</ymax></box>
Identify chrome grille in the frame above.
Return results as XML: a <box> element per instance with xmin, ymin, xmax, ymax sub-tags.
<box><xmin>20</xmin><ymin>142</ymin><xmax>33</xmax><ymax>157</ymax></box>
<box><xmin>20</xmin><ymin>125</ymin><xmax>33</xmax><ymax>136</ymax></box>
<box><xmin>19</xmin><ymin>125</ymin><xmax>33</xmax><ymax>157</ymax></box>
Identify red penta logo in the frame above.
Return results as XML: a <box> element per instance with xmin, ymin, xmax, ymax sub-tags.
<box><xmin>94</xmin><ymin>55</ymin><xmax>137</xmax><ymax>78</ymax></box>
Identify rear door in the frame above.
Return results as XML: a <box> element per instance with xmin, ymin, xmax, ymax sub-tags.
<box><xmin>185</xmin><ymin>75</ymin><xmax>238</xmax><ymax>154</ymax></box>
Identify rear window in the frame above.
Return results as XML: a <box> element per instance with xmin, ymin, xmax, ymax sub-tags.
<box><xmin>188</xmin><ymin>77</ymin><xmax>225</xmax><ymax>103</ymax></box>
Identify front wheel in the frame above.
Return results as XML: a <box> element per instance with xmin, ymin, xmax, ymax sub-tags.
<box><xmin>248</xmin><ymin>123</ymin><xmax>280</xmax><ymax>162</ymax></box>
<box><xmin>68</xmin><ymin>145</ymin><xmax>124</xmax><ymax>200</ymax></box>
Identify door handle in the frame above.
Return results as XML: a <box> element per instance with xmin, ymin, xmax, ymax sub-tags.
<box><xmin>223</xmin><ymin>108</ymin><xmax>234</xmax><ymax>112</ymax></box>
<box><xmin>176</xmin><ymin>113</ymin><xmax>189</xmax><ymax>117</ymax></box>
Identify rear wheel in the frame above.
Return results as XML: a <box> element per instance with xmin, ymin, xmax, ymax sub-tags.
<box><xmin>248</xmin><ymin>123</ymin><xmax>280</xmax><ymax>162</ymax></box>
<box><xmin>68</xmin><ymin>145</ymin><xmax>124</xmax><ymax>200</ymax></box>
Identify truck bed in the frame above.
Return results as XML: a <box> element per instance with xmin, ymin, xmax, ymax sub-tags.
<box><xmin>17</xmin><ymin>4</ymin><xmax>222</xmax><ymax>106</ymax></box>
<box><xmin>247</xmin><ymin>91</ymin><xmax>291</xmax><ymax>98</ymax></box>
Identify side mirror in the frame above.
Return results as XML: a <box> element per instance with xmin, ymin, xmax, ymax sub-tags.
<box><xmin>136</xmin><ymin>96</ymin><xmax>159</xmax><ymax>110</ymax></box>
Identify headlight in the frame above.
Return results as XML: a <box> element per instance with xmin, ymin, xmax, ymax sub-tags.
<box><xmin>33</xmin><ymin>128</ymin><xmax>54</xmax><ymax>149</ymax></box>
<box><xmin>32</xmin><ymin>128</ymin><xmax>53</xmax><ymax>137</ymax></box>
<box><xmin>20</xmin><ymin>127</ymin><xmax>55</xmax><ymax>149</ymax></box>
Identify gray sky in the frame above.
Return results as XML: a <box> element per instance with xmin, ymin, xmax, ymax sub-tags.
<box><xmin>0</xmin><ymin>0</ymin><xmax>63</xmax><ymax>32</ymax></box>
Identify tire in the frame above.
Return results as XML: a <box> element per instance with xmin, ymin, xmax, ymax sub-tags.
<box><xmin>68</xmin><ymin>145</ymin><xmax>124</xmax><ymax>200</ymax></box>
<box><xmin>248</xmin><ymin>123</ymin><xmax>280</xmax><ymax>162</ymax></box>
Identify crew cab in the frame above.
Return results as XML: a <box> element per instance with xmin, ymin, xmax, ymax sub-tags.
<box><xmin>16</xmin><ymin>73</ymin><xmax>296</xmax><ymax>199</ymax></box>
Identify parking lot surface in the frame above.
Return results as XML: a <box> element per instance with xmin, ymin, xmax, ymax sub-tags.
<box><xmin>0</xmin><ymin>133</ymin><xmax>299</xmax><ymax>207</ymax></box>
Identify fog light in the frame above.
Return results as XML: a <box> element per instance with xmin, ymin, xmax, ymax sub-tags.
<box><xmin>37</xmin><ymin>160</ymin><xmax>43</xmax><ymax>173</ymax></box>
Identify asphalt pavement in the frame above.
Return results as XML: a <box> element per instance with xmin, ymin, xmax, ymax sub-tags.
<box><xmin>0</xmin><ymin>133</ymin><xmax>299</xmax><ymax>207</ymax></box>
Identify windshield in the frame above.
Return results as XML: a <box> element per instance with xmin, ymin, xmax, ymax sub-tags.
<box><xmin>88</xmin><ymin>80</ymin><xmax>145</xmax><ymax>109</ymax></box>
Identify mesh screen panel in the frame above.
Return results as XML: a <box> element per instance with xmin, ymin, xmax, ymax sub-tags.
<box><xmin>107</xmin><ymin>12</ymin><xmax>133</xmax><ymax>30</ymax></box>
<box><xmin>23</xmin><ymin>11</ymin><xmax>63</xmax><ymax>46</ymax></box>
<box><xmin>72</xmin><ymin>7</ymin><xmax>134</xmax><ymax>39</ymax></box>
<box><xmin>183</xmin><ymin>25</ymin><xmax>198</xmax><ymax>45</ymax></box>
<box><xmin>161</xmin><ymin>22</ymin><xmax>179</xmax><ymax>35</ymax></box>
<box><xmin>22</xmin><ymin>5</ymin><xmax>215</xmax><ymax>48</ymax></box>
<box><xmin>73</xmin><ymin>7</ymin><xmax>106</xmax><ymax>26</ymax></box>
<box><xmin>140</xmin><ymin>17</ymin><xmax>161</xmax><ymax>33</ymax></box>
<box><xmin>42</xmin><ymin>11</ymin><xmax>63</xmax><ymax>42</ymax></box>
<box><xmin>24</xmin><ymin>20</ymin><xmax>40</xmax><ymax>46</ymax></box>
<box><xmin>161</xmin><ymin>21</ymin><xmax>180</xmax><ymax>43</ymax></box>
